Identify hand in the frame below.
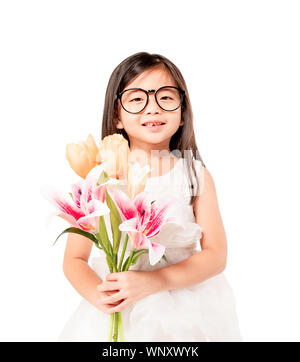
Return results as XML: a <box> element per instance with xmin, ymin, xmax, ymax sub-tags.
<box><xmin>96</xmin><ymin>270</ymin><xmax>160</xmax><ymax>314</ymax></box>
<box><xmin>95</xmin><ymin>287</ymin><xmax>125</xmax><ymax>315</ymax></box>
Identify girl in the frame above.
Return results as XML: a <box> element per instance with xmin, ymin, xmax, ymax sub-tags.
<box><xmin>58</xmin><ymin>52</ymin><xmax>242</xmax><ymax>342</ymax></box>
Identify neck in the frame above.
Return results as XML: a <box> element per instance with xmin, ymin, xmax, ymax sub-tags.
<box><xmin>128</xmin><ymin>139</ymin><xmax>173</xmax><ymax>165</ymax></box>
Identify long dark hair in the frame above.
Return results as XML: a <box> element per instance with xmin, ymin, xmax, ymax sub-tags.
<box><xmin>101</xmin><ymin>52</ymin><xmax>206</xmax><ymax>205</ymax></box>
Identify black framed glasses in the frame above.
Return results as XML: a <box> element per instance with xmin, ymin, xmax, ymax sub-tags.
<box><xmin>116</xmin><ymin>86</ymin><xmax>185</xmax><ymax>114</ymax></box>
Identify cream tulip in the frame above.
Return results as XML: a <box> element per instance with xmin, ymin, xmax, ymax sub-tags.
<box><xmin>66</xmin><ymin>134</ymin><xmax>99</xmax><ymax>179</ymax></box>
<box><xmin>96</xmin><ymin>134</ymin><xmax>130</xmax><ymax>180</ymax></box>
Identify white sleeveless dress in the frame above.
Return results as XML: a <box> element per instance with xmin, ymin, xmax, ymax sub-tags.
<box><xmin>58</xmin><ymin>157</ymin><xmax>242</xmax><ymax>342</ymax></box>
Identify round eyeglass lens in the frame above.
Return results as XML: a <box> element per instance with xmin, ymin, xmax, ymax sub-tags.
<box><xmin>121</xmin><ymin>87</ymin><xmax>182</xmax><ymax>113</ymax></box>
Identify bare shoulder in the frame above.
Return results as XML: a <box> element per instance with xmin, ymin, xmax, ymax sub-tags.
<box><xmin>193</xmin><ymin>167</ymin><xmax>227</xmax><ymax>262</ymax></box>
<box><xmin>193</xmin><ymin>166</ymin><xmax>217</xmax><ymax>219</ymax></box>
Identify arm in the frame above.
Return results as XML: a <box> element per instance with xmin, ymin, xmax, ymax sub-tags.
<box><xmin>153</xmin><ymin>167</ymin><xmax>228</xmax><ymax>292</ymax></box>
<box><xmin>62</xmin><ymin>233</ymin><xmax>104</xmax><ymax>309</ymax></box>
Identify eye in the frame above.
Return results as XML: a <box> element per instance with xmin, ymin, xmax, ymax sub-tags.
<box><xmin>130</xmin><ymin>97</ymin><xmax>143</xmax><ymax>102</ymax></box>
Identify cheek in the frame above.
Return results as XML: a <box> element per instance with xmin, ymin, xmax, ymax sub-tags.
<box><xmin>120</xmin><ymin>112</ymin><xmax>141</xmax><ymax>131</ymax></box>
<box><xmin>167</xmin><ymin>113</ymin><xmax>182</xmax><ymax>129</ymax></box>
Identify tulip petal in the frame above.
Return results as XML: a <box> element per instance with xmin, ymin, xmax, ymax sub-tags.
<box><xmin>66</xmin><ymin>143</ymin><xmax>90</xmax><ymax>179</ymax></box>
<box><xmin>86</xmin><ymin>134</ymin><xmax>99</xmax><ymax>161</ymax></box>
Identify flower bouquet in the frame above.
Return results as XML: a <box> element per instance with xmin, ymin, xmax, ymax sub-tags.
<box><xmin>43</xmin><ymin>134</ymin><xmax>177</xmax><ymax>342</ymax></box>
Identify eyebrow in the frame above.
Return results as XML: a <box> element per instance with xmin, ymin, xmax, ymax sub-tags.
<box><xmin>123</xmin><ymin>86</ymin><xmax>175</xmax><ymax>91</ymax></box>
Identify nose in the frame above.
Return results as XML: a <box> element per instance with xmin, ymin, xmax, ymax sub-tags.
<box><xmin>144</xmin><ymin>91</ymin><xmax>161</xmax><ymax>114</ymax></box>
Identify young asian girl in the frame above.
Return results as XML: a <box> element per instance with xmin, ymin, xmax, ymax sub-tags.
<box><xmin>58</xmin><ymin>52</ymin><xmax>242</xmax><ymax>342</ymax></box>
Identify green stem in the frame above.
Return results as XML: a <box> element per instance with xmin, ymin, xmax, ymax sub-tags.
<box><xmin>124</xmin><ymin>250</ymin><xmax>135</xmax><ymax>271</ymax></box>
<box><xmin>118</xmin><ymin>234</ymin><xmax>129</xmax><ymax>272</ymax></box>
<box><xmin>108</xmin><ymin>313</ymin><xmax>114</xmax><ymax>342</ymax></box>
<box><xmin>113</xmin><ymin>312</ymin><xmax>119</xmax><ymax>342</ymax></box>
<box><xmin>112</xmin><ymin>253</ymin><xmax>118</xmax><ymax>273</ymax></box>
<box><xmin>96</xmin><ymin>233</ymin><xmax>114</xmax><ymax>267</ymax></box>
<box><xmin>118</xmin><ymin>312</ymin><xmax>124</xmax><ymax>342</ymax></box>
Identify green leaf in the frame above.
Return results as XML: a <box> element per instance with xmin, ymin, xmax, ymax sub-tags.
<box><xmin>53</xmin><ymin>227</ymin><xmax>102</xmax><ymax>249</ymax></box>
<box><xmin>121</xmin><ymin>256</ymin><xmax>131</xmax><ymax>271</ymax></box>
<box><xmin>105</xmin><ymin>190</ymin><xmax>122</xmax><ymax>254</ymax></box>
<box><xmin>134</xmin><ymin>248</ymin><xmax>148</xmax><ymax>254</ymax></box>
<box><xmin>131</xmin><ymin>249</ymin><xmax>148</xmax><ymax>265</ymax></box>
<box><xmin>106</xmin><ymin>254</ymin><xmax>113</xmax><ymax>273</ymax></box>
<box><xmin>131</xmin><ymin>248</ymin><xmax>148</xmax><ymax>259</ymax></box>
<box><xmin>162</xmin><ymin>254</ymin><xmax>169</xmax><ymax>264</ymax></box>
<box><xmin>97</xmin><ymin>215</ymin><xmax>113</xmax><ymax>255</ymax></box>
<box><xmin>97</xmin><ymin>170</ymin><xmax>110</xmax><ymax>186</ymax></box>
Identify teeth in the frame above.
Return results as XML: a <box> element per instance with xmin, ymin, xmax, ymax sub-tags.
<box><xmin>144</xmin><ymin>122</ymin><xmax>163</xmax><ymax>126</ymax></box>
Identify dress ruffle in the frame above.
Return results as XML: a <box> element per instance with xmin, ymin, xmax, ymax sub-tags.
<box><xmin>58</xmin><ymin>248</ymin><xmax>242</xmax><ymax>342</ymax></box>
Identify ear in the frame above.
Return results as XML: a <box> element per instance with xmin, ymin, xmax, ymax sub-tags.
<box><xmin>116</xmin><ymin>118</ymin><xmax>124</xmax><ymax>129</ymax></box>
<box><xmin>114</xmin><ymin>106</ymin><xmax>123</xmax><ymax>129</ymax></box>
<box><xmin>180</xmin><ymin>119</ymin><xmax>184</xmax><ymax>126</ymax></box>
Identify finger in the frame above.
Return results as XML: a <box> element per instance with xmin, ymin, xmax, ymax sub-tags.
<box><xmin>105</xmin><ymin>301</ymin><xmax>121</xmax><ymax>307</ymax></box>
<box><xmin>106</xmin><ymin>273</ymin><xmax>120</xmax><ymax>281</ymax></box>
<box><xmin>103</xmin><ymin>291</ymin><xmax>123</xmax><ymax>304</ymax></box>
<box><xmin>97</xmin><ymin>281</ymin><xmax>120</xmax><ymax>292</ymax></box>
<box><xmin>98</xmin><ymin>291</ymin><xmax>117</xmax><ymax>299</ymax></box>
<box><xmin>107</xmin><ymin>298</ymin><xmax>128</xmax><ymax>313</ymax></box>
<box><xmin>106</xmin><ymin>299</ymin><xmax>124</xmax><ymax>307</ymax></box>
<box><xmin>97</xmin><ymin>298</ymin><xmax>121</xmax><ymax>308</ymax></box>
<box><xmin>106</xmin><ymin>290</ymin><xmax>119</xmax><ymax>297</ymax></box>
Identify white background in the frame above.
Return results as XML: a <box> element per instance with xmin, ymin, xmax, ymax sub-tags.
<box><xmin>0</xmin><ymin>0</ymin><xmax>299</xmax><ymax>341</ymax></box>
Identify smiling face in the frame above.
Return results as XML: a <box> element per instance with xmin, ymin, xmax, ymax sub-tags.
<box><xmin>115</xmin><ymin>65</ymin><xmax>184</xmax><ymax>155</ymax></box>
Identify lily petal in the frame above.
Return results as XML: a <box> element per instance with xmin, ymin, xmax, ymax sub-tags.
<box><xmin>119</xmin><ymin>217</ymin><xmax>139</xmax><ymax>232</ymax></box>
<box><xmin>134</xmin><ymin>231</ymin><xmax>149</xmax><ymax>249</ymax></box>
<box><xmin>57</xmin><ymin>213</ymin><xmax>81</xmax><ymax>228</ymax></box>
<box><xmin>76</xmin><ymin>199</ymin><xmax>110</xmax><ymax>232</ymax></box>
<box><xmin>144</xmin><ymin>198</ymin><xmax>176</xmax><ymax>238</ymax></box>
<box><xmin>76</xmin><ymin>216</ymin><xmax>98</xmax><ymax>232</ymax></box>
<box><xmin>144</xmin><ymin>235</ymin><xmax>166</xmax><ymax>266</ymax></box>
<box><xmin>81</xmin><ymin>163</ymin><xmax>107</xmax><ymax>205</ymax></box>
<box><xmin>70</xmin><ymin>181</ymin><xmax>84</xmax><ymax>208</ymax></box>
<box><xmin>93</xmin><ymin>184</ymin><xmax>107</xmax><ymax>203</ymax></box>
<box><xmin>108</xmin><ymin>187</ymin><xmax>137</xmax><ymax>221</ymax></box>
<box><xmin>133</xmin><ymin>191</ymin><xmax>152</xmax><ymax>226</ymax></box>
<box><xmin>42</xmin><ymin>185</ymin><xmax>85</xmax><ymax>221</ymax></box>
<box><xmin>86</xmin><ymin>199</ymin><xmax>110</xmax><ymax>217</ymax></box>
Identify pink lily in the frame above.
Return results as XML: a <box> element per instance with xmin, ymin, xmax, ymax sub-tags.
<box><xmin>108</xmin><ymin>187</ymin><xmax>177</xmax><ymax>265</ymax></box>
<box><xmin>43</xmin><ymin>164</ymin><xmax>113</xmax><ymax>233</ymax></box>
